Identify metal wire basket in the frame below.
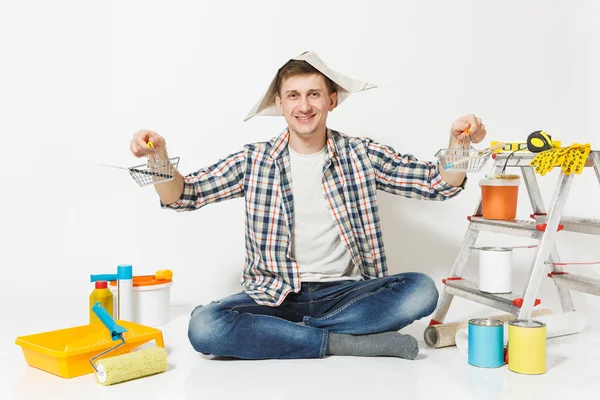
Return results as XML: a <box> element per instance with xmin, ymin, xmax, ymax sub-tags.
<box><xmin>128</xmin><ymin>142</ymin><xmax>180</xmax><ymax>187</ymax></box>
<box><xmin>435</xmin><ymin>148</ymin><xmax>492</xmax><ymax>173</ymax></box>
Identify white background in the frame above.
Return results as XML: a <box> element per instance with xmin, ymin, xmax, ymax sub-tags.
<box><xmin>1</xmin><ymin>0</ymin><xmax>599</xmax><ymax>313</ymax></box>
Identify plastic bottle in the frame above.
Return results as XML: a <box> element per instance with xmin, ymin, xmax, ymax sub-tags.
<box><xmin>90</xmin><ymin>281</ymin><xmax>113</xmax><ymax>324</ymax></box>
<box><xmin>117</xmin><ymin>264</ymin><xmax>134</xmax><ymax>321</ymax></box>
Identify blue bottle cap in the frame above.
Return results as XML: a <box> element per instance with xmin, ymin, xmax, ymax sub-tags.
<box><xmin>117</xmin><ymin>264</ymin><xmax>132</xmax><ymax>279</ymax></box>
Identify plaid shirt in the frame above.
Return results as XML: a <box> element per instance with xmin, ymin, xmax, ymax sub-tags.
<box><xmin>163</xmin><ymin>129</ymin><xmax>464</xmax><ymax>306</ymax></box>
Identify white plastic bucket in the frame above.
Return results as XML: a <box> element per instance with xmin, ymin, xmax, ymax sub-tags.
<box><xmin>110</xmin><ymin>277</ymin><xmax>173</xmax><ymax>326</ymax></box>
<box><xmin>478</xmin><ymin>247</ymin><xmax>512</xmax><ymax>294</ymax></box>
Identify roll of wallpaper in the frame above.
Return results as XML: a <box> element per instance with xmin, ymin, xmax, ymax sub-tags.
<box><xmin>424</xmin><ymin>308</ymin><xmax>553</xmax><ymax>348</ymax></box>
<box><xmin>455</xmin><ymin>311</ymin><xmax>586</xmax><ymax>353</ymax></box>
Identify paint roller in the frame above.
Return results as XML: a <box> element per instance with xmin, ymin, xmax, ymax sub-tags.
<box><xmin>454</xmin><ymin>311</ymin><xmax>586</xmax><ymax>353</ymax></box>
<box><xmin>90</xmin><ymin>302</ymin><xmax>168</xmax><ymax>386</ymax></box>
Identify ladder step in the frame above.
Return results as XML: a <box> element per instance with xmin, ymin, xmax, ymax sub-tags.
<box><xmin>443</xmin><ymin>278</ymin><xmax>529</xmax><ymax>315</ymax></box>
<box><xmin>468</xmin><ymin>216</ymin><xmax>559</xmax><ymax>239</ymax></box>
<box><xmin>533</xmin><ymin>215</ymin><xmax>600</xmax><ymax>236</ymax></box>
<box><xmin>549</xmin><ymin>273</ymin><xmax>600</xmax><ymax>296</ymax></box>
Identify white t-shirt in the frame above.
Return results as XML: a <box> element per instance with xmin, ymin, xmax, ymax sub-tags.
<box><xmin>288</xmin><ymin>145</ymin><xmax>362</xmax><ymax>282</ymax></box>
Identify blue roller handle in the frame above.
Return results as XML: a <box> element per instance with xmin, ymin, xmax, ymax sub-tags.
<box><xmin>92</xmin><ymin>302</ymin><xmax>127</xmax><ymax>341</ymax></box>
<box><xmin>90</xmin><ymin>273</ymin><xmax>118</xmax><ymax>282</ymax></box>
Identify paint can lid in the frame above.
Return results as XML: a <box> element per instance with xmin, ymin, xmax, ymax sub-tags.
<box><xmin>479</xmin><ymin>177</ymin><xmax>521</xmax><ymax>187</ymax></box>
<box><xmin>110</xmin><ymin>274</ymin><xmax>173</xmax><ymax>287</ymax></box>
<box><xmin>469</xmin><ymin>318</ymin><xmax>504</xmax><ymax>327</ymax></box>
<box><xmin>477</xmin><ymin>246</ymin><xmax>513</xmax><ymax>252</ymax></box>
<box><xmin>509</xmin><ymin>319</ymin><xmax>546</xmax><ymax>328</ymax></box>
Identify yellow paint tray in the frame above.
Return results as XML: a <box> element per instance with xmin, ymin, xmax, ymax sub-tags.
<box><xmin>15</xmin><ymin>320</ymin><xmax>164</xmax><ymax>379</ymax></box>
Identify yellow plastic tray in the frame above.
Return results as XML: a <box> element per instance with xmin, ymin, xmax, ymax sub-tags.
<box><xmin>15</xmin><ymin>320</ymin><xmax>164</xmax><ymax>379</ymax></box>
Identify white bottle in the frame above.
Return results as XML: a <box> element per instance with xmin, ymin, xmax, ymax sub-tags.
<box><xmin>117</xmin><ymin>264</ymin><xmax>134</xmax><ymax>321</ymax></box>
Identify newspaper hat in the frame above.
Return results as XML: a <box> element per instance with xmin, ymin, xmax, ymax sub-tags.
<box><xmin>244</xmin><ymin>51</ymin><xmax>377</xmax><ymax>121</ymax></box>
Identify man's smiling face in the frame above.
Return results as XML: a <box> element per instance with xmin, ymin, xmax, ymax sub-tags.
<box><xmin>276</xmin><ymin>73</ymin><xmax>337</xmax><ymax>140</ymax></box>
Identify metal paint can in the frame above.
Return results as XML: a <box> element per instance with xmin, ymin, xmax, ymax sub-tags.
<box><xmin>508</xmin><ymin>319</ymin><xmax>547</xmax><ymax>374</ymax></box>
<box><xmin>468</xmin><ymin>318</ymin><xmax>504</xmax><ymax>368</ymax></box>
<box><xmin>478</xmin><ymin>246</ymin><xmax>512</xmax><ymax>294</ymax></box>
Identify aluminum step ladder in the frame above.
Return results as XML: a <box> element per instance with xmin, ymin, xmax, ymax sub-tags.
<box><xmin>428</xmin><ymin>150</ymin><xmax>600</xmax><ymax>328</ymax></box>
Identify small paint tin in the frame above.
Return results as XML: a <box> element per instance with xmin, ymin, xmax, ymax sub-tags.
<box><xmin>478</xmin><ymin>246</ymin><xmax>512</xmax><ymax>294</ymax></box>
<box><xmin>508</xmin><ymin>319</ymin><xmax>547</xmax><ymax>374</ymax></box>
<box><xmin>468</xmin><ymin>318</ymin><xmax>504</xmax><ymax>368</ymax></box>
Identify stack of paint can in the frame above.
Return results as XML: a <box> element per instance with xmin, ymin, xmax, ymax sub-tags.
<box><xmin>467</xmin><ymin>317</ymin><xmax>547</xmax><ymax>374</ymax></box>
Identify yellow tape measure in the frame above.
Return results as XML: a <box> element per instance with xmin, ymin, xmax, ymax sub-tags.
<box><xmin>527</xmin><ymin>130</ymin><xmax>554</xmax><ymax>152</ymax></box>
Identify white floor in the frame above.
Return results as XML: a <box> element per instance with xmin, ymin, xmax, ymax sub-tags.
<box><xmin>2</xmin><ymin>294</ymin><xmax>599</xmax><ymax>400</ymax></box>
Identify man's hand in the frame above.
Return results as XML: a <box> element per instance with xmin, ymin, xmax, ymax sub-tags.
<box><xmin>450</xmin><ymin>114</ymin><xmax>487</xmax><ymax>145</ymax></box>
<box><xmin>131</xmin><ymin>129</ymin><xmax>168</xmax><ymax>159</ymax></box>
<box><xmin>439</xmin><ymin>114</ymin><xmax>487</xmax><ymax>187</ymax></box>
<box><xmin>130</xmin><ymin>129</ymin><xmax>183</xmax><ymax>205</ymax></box>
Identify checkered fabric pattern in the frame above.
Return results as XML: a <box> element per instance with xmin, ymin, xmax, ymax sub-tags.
<box><xmin>163</xmin><ymin>129</ymin><xmax>464</xmax><ymax>306</ymax></box>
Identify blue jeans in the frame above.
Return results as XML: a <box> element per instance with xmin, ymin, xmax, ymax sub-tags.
<box><xmin>188</xmin><ymin>272</ymin><xmax>438</xmax><ymax>359</ymax></box>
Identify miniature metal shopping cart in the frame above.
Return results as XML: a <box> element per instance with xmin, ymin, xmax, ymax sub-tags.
<box><xmin>100</xmin><ymin>141</ymin><xmax>180</xmax><ymax>187</ymax></box>
<box><xmin>128</xmin><ymin>142</ymin><xmax>180</xmax><ymax>187</ymax></box>
<box><xmin>435</xmin><ymin>148</ymin><xmax>493</xmax><ymax>173</ymax></box>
